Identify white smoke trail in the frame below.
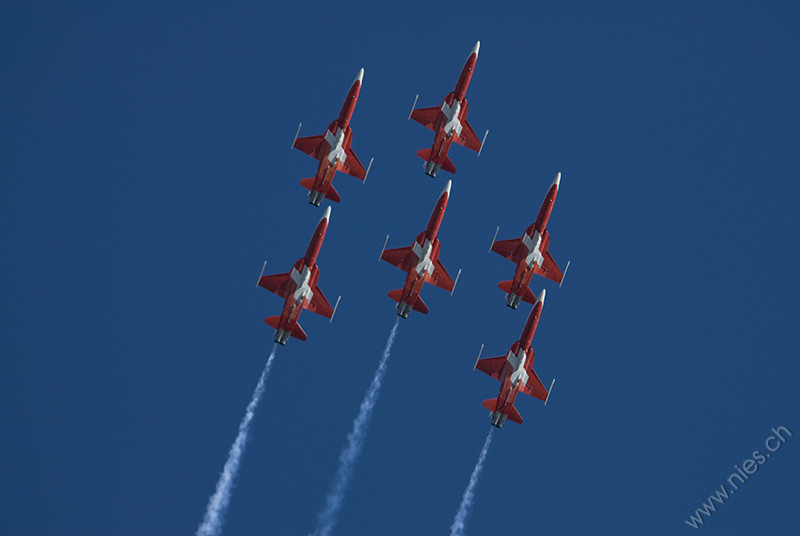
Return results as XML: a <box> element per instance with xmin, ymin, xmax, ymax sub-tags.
<box><xmin>195</xmin><ymin>345</ymin><xmax>278</xmax><ymax>536</ymax></box>
<box><xmin>312</xmin><ymin>317</ymin><xmax>401</xmax><ymax>536</ymax></box>
<box><xmin>449</xmin><ymin>428</ymin><xmax>495</xmax><ymax>536</ymax></box>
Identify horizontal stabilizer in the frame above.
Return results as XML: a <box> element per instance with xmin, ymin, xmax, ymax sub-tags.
<box><xmin>482</xmin><ymin>398</ymin><xmax>498</xmax><ymax>413</ymax></box>
<box><xmin>265</xmin><ymin>316</ymin><xmax>307</xmax><ymax>341</ymax></box>
<box><xmin>299</xmin><ymin>178</ymin><xmax>341</xmax><ymax>203</ymax></box>
<box><xmin>326</xmin><ymin>183</ymin><xmax>341</xmax><ymax>203</ymax></box>
<box><xmin>442</xmin><ymin>155</ymin><xmax>456</xmax><ymax>174</ymax></box>
<box><xmin>387</xmin><ymin>289</ymin><xmax>403</xmax><ymax>304</ymax></box>
<box><xmin>497</xmin><ymin>280</ymin><xmax>537</xmax><ymax>305</ymax></box>
<box><xmin>299</xmin><ymin>177</ymin><xmax>315</xmax><ymax>192</ymax></box>
<box><xmin>291</xmin><ymin>322</ymin><xmax>308</xmax><ymax>341</ymax></box>
<box><xmin>507</xmin><ymin>404</ymin><xmax>523</xmax><ymax>424</ymax></box>
<box><xmin>416</xmin><ymin>148</ymin><xmax>432</xmax><ymax>162</ymax></box>
<box><xmin>387</xmin><ymin>289</ymin><xmax>428</xmax><ymax>314</ymax></box>
<box><xmin>412</xmin><ymin>296</ymin><xmax>429</xmax><ymax>314</ymax></box>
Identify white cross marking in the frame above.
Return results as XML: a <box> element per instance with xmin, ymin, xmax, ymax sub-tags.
<box><xmin>441</xmin><ymin>100</ymin><xmax>463</xmax><ymax>138</ymax></box>
<box><xmin>522</xmin><ymin>230</ymin><xmax>544</xmax><ymax>268</ymax></box>
<box><xmin>506</xmin><ymin>348</ymin><xmax>529</xmax><ymax>387</ymax></box>
<box><xmin>412</xmin><ymin>239</ymin><xmax>435</xmax><ymax>277</ymax></box>
<box><xmin>290</xmin><ymin>265</ymin><xmax>314</xmax><ymax>303</ymax></box>
<box><xmin>324</xmin><ymin>128</ymin><xmax>347</xmax><ymax>165</ymax></box>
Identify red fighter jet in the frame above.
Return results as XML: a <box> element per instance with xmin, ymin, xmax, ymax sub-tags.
<box><xmin>490</xmin><ymin>172</ymin><xmax>569</xmax><ymax>309</ymax></box>
<box><xmin>292</xmin><ymin>69</ymin><xmax>372</xmax><ymax>206</ymax></box>
<box><xmin>257</xmin><ymin>206</ymin><xmax>340</xmax><ymax>344</ymax></box>
<box><xmin>380</xmin><ymin>180</ymin><xmax>460</xmax><ymax>318</ymax></box>
<box><xmin>475</xmin><ymin>289</ymin><xmax>554</xmax><ymax>428</ymax></box>
<box><xmin>410</xmin><ymin>41</ymin><xmax>486</xmax><ymax>177</ymax></box>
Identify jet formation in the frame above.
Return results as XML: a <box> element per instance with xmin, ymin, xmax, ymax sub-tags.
<box><xmin>263</xmin><ymin>41</ymin><xmax>571</xmax><ymax>428</ymax></box>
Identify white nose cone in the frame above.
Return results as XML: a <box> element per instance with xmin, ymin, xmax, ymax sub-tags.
<box><xmin>552</xmin><ymin>172</ymin><xmax>561</xmax><ymax>188</ymax></box>
<box><xmin>354</xmin><ymin>68</ymin><xmax>364</xmax><ymax>85</ymax></box>
<box><xmin>471</xmin><ymin>41</ymin><xmax>480</xmax><ymax>57</ymax></box>
<box><xmin>321</xmin><ymin>205</ymin><xmax>332</xmax><ymax>222</ymax></box>
<box><xmin>538</xmin><ymin>287</ymin><xmax>546</xmax><ymax>305</ymax></box>
<box><xmin>442</xmin><ymin>179</ymin><xmax>452</xmax><ymax>197</ymax></box>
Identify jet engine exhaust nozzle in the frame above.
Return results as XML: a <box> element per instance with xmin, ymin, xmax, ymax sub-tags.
<box><xmin>424</xmin><ymin>161</ymin><xmax>441</xmax><ymax>177</ymax></box>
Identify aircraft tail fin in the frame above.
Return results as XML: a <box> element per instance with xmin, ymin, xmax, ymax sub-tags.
<box><xmin>326</xmin><ymin>183</ymin><xmax>341</xmax><ymax>203</ymax></box>
<box><xmin>299</xmin><ymin>177</ymin><xmax>315</xmax><ymax>192</ymax></box>
<box><xmin>291</xmin><ymin>322</ymin><xmax>308</xmax><ymax>341</ymax></box>
<box><xmin>481</xmin><ymin>399</ymin><xmax>523</xmax><ymax>424</ymax></box>
<box><xmin>507</xmin><ymin>404</ymin><xmax>523</xmax><ymax>424</ymax></box>
<box><xmin>416</xmin><ymin>148</ymin><xmax>432</xmax><ymax>162</ymax></box>
<box><xmin>265</xmin><ymin>316</ymin><xmax>307</xmax><ymax>341</ymax></box>
<box><xmin>442</xmin><ymin>155</ymin><xmax>456</xmax><ymax>174</ymax></box>
<box><xmin>387</xmin><ymin>289</ymin><xmax>429</xmax><ymax>314</ymax></box>
<box><xmin>498</xmin><ymin>280</ymin><xmax>537</xmax><ymax>305</ymax></box>
<box><xmin>299</xmin><ymin>178</ymin><xmax>341</xmax><ymax>203</ymax></box>
<box><xmin>387</xmin><ymin>289</ymin><xmax>403</xmax><ymax>303</ymax></box>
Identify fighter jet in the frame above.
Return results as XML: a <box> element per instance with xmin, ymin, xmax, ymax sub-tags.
<box><xmin>475</xmin><ymin>290</ymin><xmax>553</xmax><ymax>428</ymax></box>
<box><xmin>490</xmin><ymin>172</ymin><xmax>569</xmax><ymax>309</ymax></box>
<box><xmin>257</xmin><ymin>206</ymin><xmax>339</xmax><ymax>344</ymax></box>
<box><xmin>409</xmin><ymin>41</ymin><xmax>486</xmax><ymax>177</ymax></box>
<box><xmin>292</xmin><ymin>69</ymin><xmax>371</xmax><ymax>206</ymax></box>
<box><xmin>380</xmin><ymin>180</ymin><xmax>459</xmax><ymax>318</ymax></box>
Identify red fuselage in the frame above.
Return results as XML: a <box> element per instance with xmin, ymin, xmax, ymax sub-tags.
<box><xmin>259</xmin><ymin>208</ymin><xmax>332</xmax><ymax>344</ymax></box>
<box><xmin>426</xmin><ymin>50</ymin><xmax>476</xmax><ymax>169</ymax></box>
<box><xmin>488</xmin><ymin>298</ymin><xmax>544</xmax><ymax>424</ymax></box>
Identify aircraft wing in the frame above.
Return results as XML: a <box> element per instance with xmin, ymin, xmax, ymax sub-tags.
<box><xmin>258</xmin><ymin>272</ymin><xmax>292</xmax><ymax>299</ymax></box>
<box><xmin>491</xmin><ymin>238</ymin><xmax>523</xmax><ymax>262</ymax></box>
<box><xmin>340</xmin><ymin>145</ymin><xmax>366</xmax><ymax>179</ymax></box>
<box><xmin>519</xmin><ymin>364</ymin><xmax>549</xmax><ymax>402</ymax></box>
<box><xmin>307</xmin><ymin>282</ymin><xmax>334</xmax><ymax>318</ymax></box>
<box><xmin>294</xmin><ymin>134</ymin><xmax>326</xmax><ymax>158</ymax></box>
<box><xmin>410</xmin><ymin>106</ymin><xmax>441</xmax><ymax>131</ymax></box>
<box><xmin>380</xmin><ymin>246</ymin><xmax>413</xmax><ymax>270</ymax></box>
<box><xmin>475</xmin><ymin>355</ymin><xmax>507</xmax><ymax>381</ymax></box>
<box><xmin>533</xmin><ymin>250</ymin><xmax>563</xmax><ymax>284</ymax></box>
<box><xmin>455</xmin><ymin>119</ymin><xmax>482</xmax><ymax>152</ymax></box>
<box><xmin>429</xmin><ymin>258</ymin><xmax>454</xmax><ymax>292</ymax></box>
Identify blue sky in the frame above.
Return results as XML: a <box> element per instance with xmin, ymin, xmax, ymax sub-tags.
<box><xmin>2</xmin><ymin>2</ymin><xmax>798</xmax><ymax>535</ymax></box>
